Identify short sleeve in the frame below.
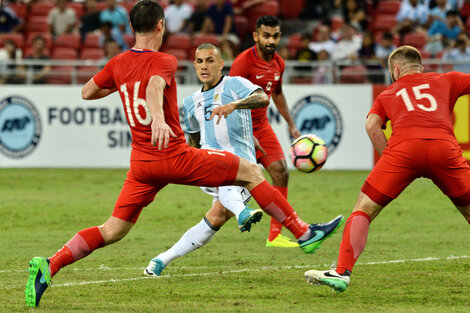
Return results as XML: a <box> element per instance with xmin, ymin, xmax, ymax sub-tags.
<box><xmin>446</xmin><ymin>71</ymin><xmax>470</xmax><ymax>100</ymax></box>
<box><xmin>149</xmin><ymin>54</ymin><xmax>178</xmax><ymax>87</ymax></box>
<box><xmin>93</xmin><ymin>59</ymin><xmax>116</xmax><ymax>89</ymax></box>
<box><xmin>368</xmin><ymin>96</ymin><xmax>388</xmax><ymax>128</ymax></box>
<box><xmin>229</xmin><ymin>76</ymin><xmax>261</xmax><ymax>99</ymax></box>
<box><xmin>183</xmin><ymin>97</ymin><xmax>200</xmax><ymax>133</ymax></box>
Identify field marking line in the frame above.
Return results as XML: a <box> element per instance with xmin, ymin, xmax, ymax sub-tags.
<box><xmin>1</xmin><ymin>255</ymin><xmax>469</xmax><ymax>290</ymax></box>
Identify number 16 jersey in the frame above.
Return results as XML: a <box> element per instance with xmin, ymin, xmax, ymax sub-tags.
<box><xmin>93</xmin><ymin>49</ymin><xmax>188</xmax><ymax>160</ymax></box>
<box><xmin>370</xmin><ymin>71</ymin><xmax>470</xmax><ymax>147</ymax></box>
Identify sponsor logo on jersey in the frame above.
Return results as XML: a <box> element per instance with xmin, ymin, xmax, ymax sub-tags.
<box><xmin>291</xmin><ymin>95</ymin><xmax>343</xmax><ymax>155</ymax></box>
<box><xmin>274</xmin><ymin>73</ymin><xmax>280</xmax><ymax>81</ymax></box>
<box><xmin>0</xmin><ymin>96</ymin><xmax>41</xmax><ymax>159</ymax></box>
<box><xmin>213</xmin><ymin>93</ymin><xmax>221</xmax><ymax>102</ymax></box>
<box><xmin>256</xmin><ymin>74</ymin><xmax>264</xmax><ymax>79</ymax></box>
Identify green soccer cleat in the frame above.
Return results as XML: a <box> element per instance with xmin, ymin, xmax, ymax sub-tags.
<box><xmin>238</xmin><ymin>207</ymin><xmax>263</xmax><ymax>232</ymax></box>
<box><xmin>143</xmin><ymin>258</ymin><xmax>165</xmax><ymax>276</ymax></box>
<box><xmin>304</xmin><ymin>269</ymin><xmax>350</xmax><ymax>293</ymax></box>
<box><xmin>298</xmin><ymin>215</ymin><xmax>344</xmax><ymax>254</ymax></box>
<box><xmin>265</xmin><ymin>234</ymin><xmax>299</xmax><ymax>248</ymax></box>
<box><xmin>25</xmin><ymin>257</ymin><xmax>52</xmax><ymax>307</ymax></box>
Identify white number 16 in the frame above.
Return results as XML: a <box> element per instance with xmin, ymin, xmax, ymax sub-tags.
<box><xmin>396</xmin><ymin>84</ymin><xmax>437</xmax><ymax>112</ymax></box>
<box><xmin>120</xmin><ymin>82</ymin><xmax>152</xmax><ymax>127</ymax></box>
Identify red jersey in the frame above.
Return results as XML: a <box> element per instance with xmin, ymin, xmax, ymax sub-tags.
<box><xmin>93</xmin><ymin>49</ymin><xmax>188</xmax><ymax>160</ymax></box>
<box><xmin>229</xmin><ymin>46</ymin><xmax>285</xmax><ymax>122</ymax></box>
<box><xmin>370</xmin><ymin>71</ymin><xmax>470</xmax><ymax>147</ymax></box>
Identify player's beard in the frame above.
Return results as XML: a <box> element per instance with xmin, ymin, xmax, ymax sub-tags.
<box><xmin>259</xmin><ymin>43</ymin><xmax>277</xmax><ymax>56</ymax></box>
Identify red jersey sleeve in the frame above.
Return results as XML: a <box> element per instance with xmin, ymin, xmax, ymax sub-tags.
<box><xmin>229</xmin><ymin>54</ymin><xmax>248</xmax><ymax>77</ymax></box>
<box><xmin>93</xmin><ymin>58</ymin><xmax>116</xmax><ymax>89</ymax></box>
<box><xmin>446</xmin><ymin>71</ymin><xmax>470</xmax><ymax>103</ymax></box>
<box><xmin>149</xmin><ymin>54</ymin><xmax>178</xmax><ymax>86</ymax></box>
<box><xmin>369</xmin><ymin>96</ymin><xmax>388</xmax><ymax>127</ymax></box>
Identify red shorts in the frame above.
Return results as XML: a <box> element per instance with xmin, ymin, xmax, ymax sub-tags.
<box><xmin>113</xmin><ymin>147</ymin><xmax>240</xmax><ymax>223</ymax></box>
<box><xmin>362</xmin><ymin>139</ymin><xmax>470</xmax><ymax>207</ymax></box>
<box><xmin>253</xmin><ymin>119</ymin><xmax>285</xmax><ymax>168</ymax></box>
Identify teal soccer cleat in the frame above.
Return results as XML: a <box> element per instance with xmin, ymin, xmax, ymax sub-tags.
<box><xmin>144</xmin><ymin>258</ymin><xmax>165</xmax><ymax>276</ymax></box>
<box><xmin>238</xmin><ymin>207</ymin><xmax>263</xmax><ymax>232</ymax></box>
<box><xmin>304</xmin><ymin>269</ymin><xmax>350</xmax><ymax>293</ymax></box>
<box><xmin>25</xmin><ymin>257</ymin><xmax>52</xmax><ymax>307</ymax></box>
<box><xmin>298</xmin><ymin>215</ymin><xmax>344</xmax><ymax>254</ymax></box>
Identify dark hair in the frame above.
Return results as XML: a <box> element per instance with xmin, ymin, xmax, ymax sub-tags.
<box><xmin>382</xmin><ymin>32</ymin><xmax>393</xmax><ymax>41</ymax></box>
<box><xmin>33</xmin><ymin>35</ymin><xmax>46</xmax><ymax>44</ymax></box>
<box><xmin>130</xmin><ymin>0</ymin><xmax>165</xmax><ymax>33</ymax></box>
<box><xmin>446</xmin><ymin>10</ymin><xmax>460</xmax><ymax>17</ymax></box>
<box><xmin>255</xmin><ymin>15</ymin><xmax>280</xmax><ymax>30</ymax></box>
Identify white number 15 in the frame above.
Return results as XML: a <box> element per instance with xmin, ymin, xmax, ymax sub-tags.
<box><xmin>396</xmin><ymin>84</ymin><xmax>437</xmax><ymax>112</ymax></box>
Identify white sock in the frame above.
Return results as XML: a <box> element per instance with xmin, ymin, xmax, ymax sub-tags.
<box><xmin>218</xmin><ymin>186</ymin><xmax>246</xmax><ymax>220</ymax></box>
<box><xmin>156</xmin><ymin>218</ymin><xmax>217</xmax><ymax>266</ymax></box>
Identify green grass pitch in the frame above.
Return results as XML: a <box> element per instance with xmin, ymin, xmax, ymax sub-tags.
<box><xmin>1</xmin><ymin>169</ymin><xmax>469</xmax><ymax>312</ymax></box>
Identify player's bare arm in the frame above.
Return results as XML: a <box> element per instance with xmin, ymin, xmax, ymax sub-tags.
<box><xmin>366</xmin><ymin>113</ymin><xmax>387</xmax><ymax>155</ymax></box>
<box><xmin>147</xmin><ymin>75</ymin><xmax>177</xmax><ymax>149</ymax></box>
<box><xmin>210</xmin><ymin>89</ymin><xmax>269</xmax><ymax>124</ymax></box>
<box><xmin>188</xmin><ymin>132</ymin><xmax>201</xmax><ymax>148</ymax></box>
<box><xmin>271</xmin><ymin>84</ymin><xmax>300</xmax><ymax>139</ymax></box>
<box><xmin>81</xmin><ymin>78</ymin><xmax>117</xmax><ymax>100</ymax></box>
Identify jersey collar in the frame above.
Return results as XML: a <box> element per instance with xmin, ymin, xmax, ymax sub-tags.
<box><xmin>201</xmin><ymin>75</ymin><xmax>225</xmax><ymax>92</ymax></box>
<box><xmin>130</xmin><ymin>48</ymin><xmax>155</xmax><ymax>53</ymax></box>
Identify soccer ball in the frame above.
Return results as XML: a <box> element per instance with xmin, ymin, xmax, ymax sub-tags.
<box><xmin>289</xmin><ymin>134</ymin><xmax>328</xmax><ymax>173</ymax></box>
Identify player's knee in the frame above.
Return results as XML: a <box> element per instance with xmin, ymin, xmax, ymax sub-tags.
<box><xmin>268</xmin><ymin>161</ymin><xmax>289</xmax><ymax>186</ymax></box>
<box><xmin>99</xmin><ymin>220</ymin><xmax>132</xmax><ymax>244</ymax></box>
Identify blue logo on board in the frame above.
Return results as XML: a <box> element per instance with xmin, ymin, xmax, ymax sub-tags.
<box><xmin>291</xmin><ymin>95</ymin><xmax>343</xmax><ymax>155</ymax></box>
<box><xmin>0</xmin><ymin>96</ymin><xmax>41</xmax><ymax>158</ymax></box>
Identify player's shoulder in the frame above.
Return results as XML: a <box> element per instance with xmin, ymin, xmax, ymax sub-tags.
<box><xmin>233</xmin><ymin>47</ymin><xmax>253</xmax><ymax>63</ymax></box>
<box><xmin>273</xmin><ymin>52</ymin><xmax>285</xmax><ymax>66</ymax></box>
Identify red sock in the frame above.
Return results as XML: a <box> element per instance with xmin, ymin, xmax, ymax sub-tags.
<box><xmin>251</xmin><ymin>181</ymin><xmax>309</xmax><ymax>238</ymax></box>
<box><xmin>336</xmin><ymin>211</ymin><xmax>370</xmax><ymax>274</ymax></box>
<box><xmin>49</xmin><ymin>226</ymin><xmax>105</xmax><ymax>277</ymax></box>
<box><xmin>268</xmin><ymin>186</ymin><xmax>287</xmax><ymax>241</ymax></box>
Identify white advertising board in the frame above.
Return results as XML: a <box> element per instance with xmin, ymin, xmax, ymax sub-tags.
<box><xmin>0</xmin><ymin>85</ymin><xmax>373</xmax><ymax>169</ymax></box>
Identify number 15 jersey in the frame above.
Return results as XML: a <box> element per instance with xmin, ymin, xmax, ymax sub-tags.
<box><xmin>93</xmin><ymin>49</ymin><xmax>188</xmax><ymax>161</ymax></box>
<box><xmin>370</xmin><ymin>71</ymin><xmax>470</xmax><ymax>147</ymax></box>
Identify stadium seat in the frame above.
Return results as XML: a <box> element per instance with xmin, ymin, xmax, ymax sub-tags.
<box><xmin>233</xmin><ymin>15</ymin><xmax>250</xmax><ymax>40</ymax></box>
<box><xmin>8</xmin><ymin>2</ymin><xmax>27</xmax><ymax>20</ymax></box>
<box><xmin>374</xmin><ymin>32</ymin><xmax>400</xmax><ymax>47</ymax></box>
<box><xmin>340</xmin><ymin>65</ymin><xmax>367</xmax><ymax>84</ymax></box>
<box><xmin>122</xmin><ymin>1</ymin><xmax>138</xmax><ymax>13</ymax></box>
<box><xmin>80</xmin><ymin>48</ymin><xmax>104</xmax><ymax>60</ymax></box>
<box><xmin>376</xmin><ymin>0</ymin><xmax>401</xmax><ymax>15</ymax></box>
<box><xmin>402</xmin><ymin>32</ymin><xmax>427</xmax><ymax>51</ymax></box>
<box><xmin>0</xmin><ymin>33</ymin><xmax>24</xmax><ymax>49</ymax></box>
<box><xmin>163</xmin><ymin>34</ymin><xmax>191</xmax><ymax>50</ymax></box>
<box><xmin>279</xmin><ymin>0</ymin><xmax>305</xmax><ymax>19</ymax></box>
<box><xmin>192</xmin><ymin>34</ymin><xmax>219</xmax><ymax>47</ymax></box>
<box><xmin>83</xmin><ymin>34</ymin><xmax>101</xmax><ymax>48</ymax></box>
<box><xmin>371</xmin><ymin>14</ymin><xmax>397</xmax><ymax>33</ymax></box>
<box><xmin>25</xmin><ymin>32</ymin><xmax>52</xmax><ymax>50</ymax></box>
<box><xmin>47</xmin><ymin>66</ymin><xmax>73</xmax><ymax>84</ymax></box>
<box><xmin>29</xmin><ymin>2</ymin><xmax>54</xmax><ymax>18</ymax></box>
<box><xmin>52</xmin><ymin>47</ymin><xmax>78</xmax><ymax>60</ymax></box>
<box><xmin>245</xmin><ymin>0</ymin><xmax>280</xmax><ymax>30</ymax></box>
<box><xmin>161</xmin><ymin>48</ymin><xmax>188</xmax><ymax>61</ymax></box>
<box><xmin>286</xmin><ymin>33</ymin><xmax>303</xmax><ymax>58</ymax></box>
<box><xmin>330</xmin><ymin>16</ymin><xmax>344</xmax><ymax>33</ymax></box>
<box><xmin>68</xmin><ymin>3</ymin><xmax>84</xmax><ymax>19</ymax></box>
<box><xmin>25</xmin><ymin>16</ymin><xmax>50</xmax><ymax>33</ymax></box>
<box><xmin>77</xmin><ymin>66</ymin><xmax>99</xmax><ymax>84</ymax></box>
<box><xmin>54</xmin><ymin>34</ymin><xmax>81</xmax><ymax>50</ymax></box>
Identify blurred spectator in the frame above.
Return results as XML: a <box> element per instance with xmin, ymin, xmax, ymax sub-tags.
<box><xmin>358</xmin><ymin>31</ymin><xmax>377</xmax><ymax>61</ymax></box>
<box><xmin>332</xmin><ymin>23</ymin><xmax>361</xmax><ymax>61</ymax></box>
<box><xmin>308</xmin><ymin>25</ymin><xmax>336</xmax><ymax>56</ymax></box>
<box><xmin>221</xmin><ymin>40</ymin><xmax>235</xmax><ymax>60</ymax></box>
<box><xmin>342</xmin><ymin>0</ymin><xmax>367</xmax><ymax>31</ymax></box>
<box><xmin>277</xmin><ymin>45</ymin><xmax>290</xmax><ymax>60</ymax></box>
<box><xmin>48</xmin><ymin>0</ymin><xmax>77</xmax><ymax>37</ymax></box>
<box><xmin>302</xmin><ymin>0</ymin><xmax>332</xmax><ymax>19</ymax></box>
<box><xmin>313</xmin><ymin>49</ymin><xmax>331</xmax><ymax>84</ymax></box>
<box><xmin>101</xmin><ymin>39</ymin><xmax>121</xmax><ymax>63</ymax></box>
<box><xmin>443</xmin><ymin>37</ymin><xmax>470</xmax><ymax>72</ymax></box>
<box><xmin>164</xmin><ymin>0</ymin><xmax>193</xmax><ymax>34</ymax></box>
<box><xmin>202</xmin><ymin>0</ymin><xmax>238</xmax><ymax>44</ymax></box>
<box><xmin>427</xmin><ymin>0</ymin><xmax>451</xmax><ymax>25</ymax></box>
<box><xmin>394</xmin><ymin>0</ymin><xmax>429</xmax><ymax>35</ymax></box>
<box><xmin>99</xmin><ymin>21</ymin><xmax>128</xmax><ymax>50</ymax></box>
<box><xmin>0</xmin><ymin>2</ymin><xmax>21</xmax><ymax>33</ymax></box>
<box><xmin>0</xmin><ymin>39</ymin><xmax>25</xmax><ymax>84</ymax></box>
<box><xmin>295</xmin><ymin>34</ymin><xmax>317</xmax><ymax>61</ymax></box>
<box><xmin>232</xmin><ymin>0</ymin><xmax>264</xmax><ymax>15</ymax></box>
<box><xmin>188</xmin><ymin>0</ymin><xmax>208</xmax><ymax>35</ymax></box>
<box><xmin>425</xmin><ymin>10</ymin><xmax>463</xmax><ymax>55</ymax></box>
<box><xmin>376</xmin><ymin>32</ymin><xmax>397</xmax><ymax>63</ymax></box>
<box><xmin>100</xmin><ymin>0</ymin><xmax>130</xmax><ymax>35</ymax></box>
<box><xmin>80</xmin><ymin>0</ymin><xmax>102</xmax><ymax>40</ymax></box>
<box><xmin>25</xmin><ymin>36</ymin><xmax>51</xmax><ymax>84</ymax></box>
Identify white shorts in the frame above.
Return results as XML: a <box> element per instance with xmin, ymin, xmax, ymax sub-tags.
<box><xmin>200</xmin><ymin>186</ymin><xmax>252</xmax><ymax>205</ymax></box>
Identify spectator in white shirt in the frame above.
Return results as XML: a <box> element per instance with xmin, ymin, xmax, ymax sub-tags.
<box><xmin>308</xmin><ymin>24</ymin><xmax>336</xmax><ymax>56</ymax></box>
<box><xmin>48</xmin><ymin>0</ymin><xmax>76</xmax><ymax>37</ymax></box>
<box><xmin>332</xmin><ymin>23</ymin><xmax>362</xmax><ymax>61</ymax></box>
<box><xmin>394</xmin><ymin>0</ymin><xmax>429</xmax><ymax>34</ymax></box>
<box><xmin>164</xmin><ymin>0</ymin><xmax>193</xmax><ymax>34</ymax></box>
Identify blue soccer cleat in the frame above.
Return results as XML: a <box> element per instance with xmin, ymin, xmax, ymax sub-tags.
<box><xmin>25</xmin><ymin>257</ymin><xmax>52</xmax><ymax>307</ymax></box>
<box><xmin>238</xmin><ymin>207</ymin><xmax>263</xmax><ymax>232</ymax></box>
<box><xmin>298</xmin><ymin>215</ymin><xmax>344</xmax><ymax>254</ymax></box>
<box><xmin>143</xmin><ymin>258</ymin><xmax>165</xmax><ymax>276</ymax></box>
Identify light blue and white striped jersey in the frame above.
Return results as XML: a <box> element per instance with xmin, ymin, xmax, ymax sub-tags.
<box><xmin>183</xmin><ymin>75</ymin><xmax>260</xmax><ymax>163</ymax></box>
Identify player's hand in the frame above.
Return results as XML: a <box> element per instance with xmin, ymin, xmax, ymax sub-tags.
<box><xmin>151</xmin><ymin>119</ymin><xmax>177</xmax><ymax>150</ymax></box>
<box><xmin>253</xmin><ymin>136</ymin><xmax>266</xmax><ymax>156</ymax></box>
<box><xmin>289</xmin><ymin>125</ymin><xmax>301</xmax><ymax>139</ymax></box>
<box><xmin>210</xmin><ymin>103</ymin><xmax>236</xmax><ymax>125</ymax></box>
